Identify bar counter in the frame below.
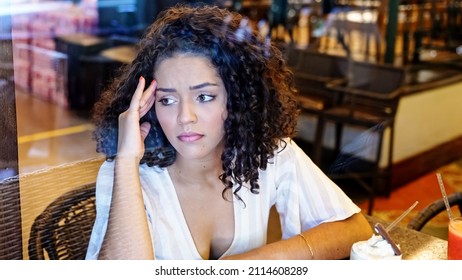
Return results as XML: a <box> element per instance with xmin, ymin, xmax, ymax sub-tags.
<box><xmin>366</xmin><ymin>215</ymin><xmax>447</xmax><ymax>260</ymax></box>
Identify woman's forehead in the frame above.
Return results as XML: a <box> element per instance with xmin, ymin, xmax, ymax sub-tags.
<box><xmin>154</xmin><ymin>55</ymin><xmax>222</xmax><ymax>86</ymax></box>
<box><xmin>154</xmin><ymin>53</ymin><xmax>216</xmax><ymax>76</ymax></box>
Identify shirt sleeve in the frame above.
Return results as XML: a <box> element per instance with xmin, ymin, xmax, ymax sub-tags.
<box><xmin>85</xmin><ymin>160</ymin><xmax>115</xmax><ymax>260</ymax></box>
<box><xmin>274</xmin><ymin>139</ymin><xmax>361</xmax><ymax>240</ymax></box>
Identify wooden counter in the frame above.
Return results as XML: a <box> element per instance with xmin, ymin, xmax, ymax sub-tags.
<box><xmin>295</xmin><ymin>61</ymin><xmax>462</xmax><ymax>188</ymax></box>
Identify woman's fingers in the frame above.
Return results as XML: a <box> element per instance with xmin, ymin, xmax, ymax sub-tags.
<box><xmin>140</xmin><ymin>122</ymin><xmax>151</xmax><ymax>141</ymax></box>
<box><xmin>129</xmin><ymin>76</ymin><xmax>146</xmax><ymax>110</ymax></box>
<box><xmin>139</xmin><ymin>80</ymin><xmax>157</xmax><ymax>118</ymax></box>
<box><xmin>117</xmin><ymin>77</ymin><xmax>156</xmax><ymax>160</ymax></box>
<box><xmin>127</xmin><ymin>77</ymin><xmax>156</xmax><ymax>118</ymax></box>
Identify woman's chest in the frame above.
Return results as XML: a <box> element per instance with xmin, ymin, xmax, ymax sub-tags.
<box><xmin>148</xmin><ymin>186</ymin><xmax>273</xmax><ymax>259</ymax></box>
<box><xmin>176</xmin><ymin>185</ymin><xmax>235</xmax><ymax>259</ymax></box>
<box><xmin>142</xmin><ymin>169</ymin><xmax>277</xmax><ymax>259</ymax></box>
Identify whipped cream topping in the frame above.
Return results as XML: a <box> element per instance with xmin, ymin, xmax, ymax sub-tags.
<box><xmin>350</xmin><ymin>235</ymin><xmax>402</xmax><ymax>260</ymax></box>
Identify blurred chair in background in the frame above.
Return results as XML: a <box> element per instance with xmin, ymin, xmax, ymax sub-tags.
<box><xmin>314</xmin><ymin>61</ymin><xmax>406</xmax><ymax>214</ymax></box>
<box><xmin>292</xmin><ymin>50</ymin><xmax>349</xmax><ymax>156</ymax></box>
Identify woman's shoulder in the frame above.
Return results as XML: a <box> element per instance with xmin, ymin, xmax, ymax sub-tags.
<box><xmin>274</xmin><ymin>138</ymin><xmax>305</xmax><ymax>158</ymax></box>
<box><xmin>269</xmin><ymin>138</ymin><xmax>317</xmax><ymax>170</ymax></box>
<box><xmin>96</xmin><ymin>160</ymin><xmax>170</xmax><ymax>196</ymax></box>
<box><xmin>97</xmin><ymin>160</ymin><xmax>167</xmax><ymax>177</ymax></box>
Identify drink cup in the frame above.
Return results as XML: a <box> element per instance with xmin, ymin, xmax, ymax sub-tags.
<box><xmin>350</xmin><ymin>235</ymin><xmax>402</xmax><ymax>260</ymax></box>
<box><xmin>448</xmin><ymin>217</ymin><xmax>462</xmax><ymax>260</ymax></box>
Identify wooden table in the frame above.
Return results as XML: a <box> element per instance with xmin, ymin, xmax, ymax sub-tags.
<box><xmin>366</xmin><ymin>215</ymin><xmax>447</xmax><ymax>260</ymax></box>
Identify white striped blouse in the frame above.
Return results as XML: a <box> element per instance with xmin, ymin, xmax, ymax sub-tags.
<box><xmin>85</xmin><ymin>138</ymin><xmax>360</xmax><ymax>260</ymax></box>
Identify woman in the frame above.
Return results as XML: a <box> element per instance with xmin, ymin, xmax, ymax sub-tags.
<box><xmin>86</xmin><ymin>4</ymin><xmax>372</xmax><ymax>260</ymax></box>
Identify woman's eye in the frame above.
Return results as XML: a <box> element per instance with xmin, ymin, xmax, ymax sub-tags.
<box><xmin>158</xmin><ymin>98</ymin><xmax>175</xmax><ymax>106</ymax></box>
<box><xmin>197</xmin><ymin>94</ymin><xmax>215</xmax><ymax>103</ymax></box>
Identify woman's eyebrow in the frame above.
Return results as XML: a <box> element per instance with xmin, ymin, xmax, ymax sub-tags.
<box><xmin>156</xmin><ymin>88</ymin><xmax>176</xmax><ymax>93</ymax></box>
<box><xmin>156</xmin><ymin>82</ymin><xmax>218</xmax><ymax>92</ymax></box>
<box><xmin>189</xmin><ymin>82</ymin><xmax>218</xmax><ymax>90</ymax></box>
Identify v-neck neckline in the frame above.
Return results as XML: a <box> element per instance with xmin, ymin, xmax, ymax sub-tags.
<box><xmin>164</xmin><ymin>168</ymin><xmax>239</xmax><ymax>260</ymax></box>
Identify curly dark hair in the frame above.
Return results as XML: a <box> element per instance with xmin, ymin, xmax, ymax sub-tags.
<box><xmin>91</xmin><ymin>4</ymin><xmax>299</xmax><ymax>199</ymax></box>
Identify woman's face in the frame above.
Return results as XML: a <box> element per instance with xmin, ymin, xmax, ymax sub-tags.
<box><xmin>154</xmin><ymin>54</ymin><xmax>228</xmax><ymax>162</ymax></box>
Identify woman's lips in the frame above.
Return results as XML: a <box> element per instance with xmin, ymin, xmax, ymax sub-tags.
<box><xmin>177</xmin><ymin>132</ymin><xmax>204</xmax><ymax>142</ymax></box>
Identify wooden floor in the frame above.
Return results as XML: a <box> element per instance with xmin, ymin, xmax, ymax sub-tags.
<box><xmin>357</xmin><ymin>158</ymin><xmax>462</xmax><ymax>240</ymax></box>
<box><xmin>15</xmin><ymin>88</ymin><xmax>99</xmax><ymax>174</ymax></box>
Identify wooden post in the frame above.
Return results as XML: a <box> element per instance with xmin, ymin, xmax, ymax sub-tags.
<box><xmin>384</xmin><ymin>0</ymin><xmax>400</xmax><ymax>64</ymax></box>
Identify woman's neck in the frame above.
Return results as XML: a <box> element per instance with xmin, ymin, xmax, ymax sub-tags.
<box><xmin>169</xmin><ymin>156</ymin><xmax>224</xmax><ymax>187</ymax></box>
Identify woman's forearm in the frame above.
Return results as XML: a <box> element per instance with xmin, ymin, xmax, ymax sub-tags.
<box><xmin>98</xmin><ymin>157</ymin><xmax>154</xmax><ymax>260</ymax></box>
<box><xmin>296</xmin><ymin>212</ymin><xmax>373</xmax><ymax>259</ymax></box>
<box><xmin>221</xmin><ymin>213</ymin><xmax>373</xmax><ymax>260</ymax></box>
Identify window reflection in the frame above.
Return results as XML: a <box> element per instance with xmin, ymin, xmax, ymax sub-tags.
<box><xmin>0</xmin><ymin>0</ymin><xmax>461</xmax><ymax>260</ymax></box>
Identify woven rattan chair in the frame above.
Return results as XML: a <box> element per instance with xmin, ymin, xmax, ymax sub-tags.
<box><xmin>408</xmin><ymin>192</ymin><xmax>462</xmax><ymax>231</ymax></box>
<box><xmin>28</xmin><ymin>183</ymin><xmax>96</xmax><ymax>260</ymax></box>
<box><xmin>0</xmin><ymin>177</ymin><xmax>22</xmax><ymax>259</ymax></box>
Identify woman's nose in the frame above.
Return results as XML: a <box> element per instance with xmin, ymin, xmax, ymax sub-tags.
<box><xmin>177</xmin><ymin>100</ymin><xmax>197</xmax><ymax>125</ymax></box>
